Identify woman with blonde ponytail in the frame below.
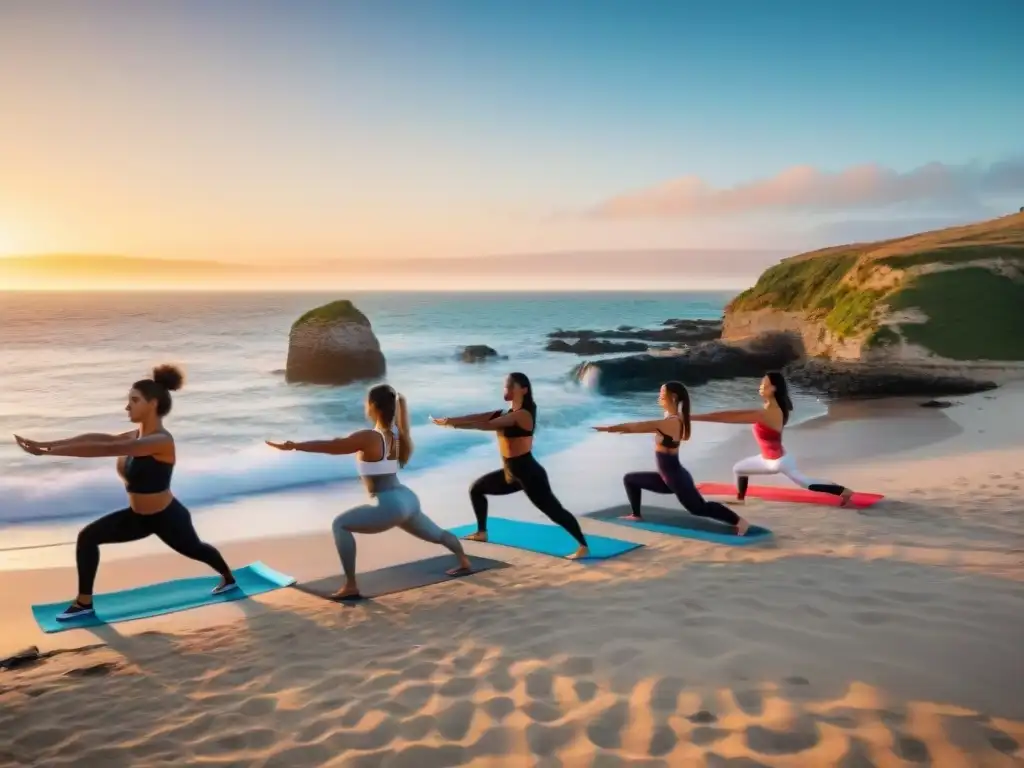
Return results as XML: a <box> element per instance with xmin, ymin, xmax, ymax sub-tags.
<box><xmin>267</xmin><ymin>384</ymin><xmax>471</xmax><ymax>600</ymax></box>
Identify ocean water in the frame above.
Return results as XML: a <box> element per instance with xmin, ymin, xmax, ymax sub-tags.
<box><xmin>0</xmin><ymin>290</ymin><xmax>824</xmax><ymax>533</ymax></box>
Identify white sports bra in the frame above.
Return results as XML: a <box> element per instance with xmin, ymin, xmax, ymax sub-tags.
<box><xmin>356</xmin><ymin>428</ymin><xmax>399</xmax><ymax>477</ymax></box>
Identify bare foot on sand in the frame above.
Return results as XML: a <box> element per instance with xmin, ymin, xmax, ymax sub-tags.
<box><xmin>566</xmin><ymin>546</ymin><xmax>590</xmax><ymax>560</ymax></box>
<box><xmin>466</xmin><ymin>531</ymin><xmax>488</xmax><ymax>542</ymax></box>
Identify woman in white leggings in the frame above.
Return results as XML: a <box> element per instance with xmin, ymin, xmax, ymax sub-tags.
<box><xmin>267</xmin><ymin>385</ymin><xmax>472</xmax><ymax>600</ymax></box>
<box><xmin>692</xmin><ymin>372</ymin><xmax>855</xmax><ymax>505</ymax></box>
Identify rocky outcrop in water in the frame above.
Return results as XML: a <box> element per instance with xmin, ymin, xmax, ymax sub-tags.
<box><xmin>459</xmin><ymin>345</ymin><xmax>504</xmax><ymax>363</ymax></box>
<box><xmin>781</xmin><ymin>360</ymin><xmax>997</xmax><ymax>398</ymax></box>
<box><xmin>546</xmin><ymin>338</ymin><xmax>649</xmax><ymax>355</ymax></box>
<box><xmin>549</xmin><ymin>318</ymin><xmax>721</xmax><ymax>345</ymax></box>
<box><xmin>285</xmin><ymin>300</ymin><xmax>386</xmax><ymax>385</ymax></box>
<box><xmin>574</xmin><ymin>332</ymin><xmax>802</xmax><ymax>394</ymax></box>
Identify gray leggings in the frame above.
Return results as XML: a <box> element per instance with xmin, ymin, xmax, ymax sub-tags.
<box><xmin>331</xmin><ymin>485</ymin><xmax>458</xmax><ymax>578</ymax></box>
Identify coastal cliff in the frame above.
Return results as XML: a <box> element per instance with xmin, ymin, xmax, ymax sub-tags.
<box><xmin>722</xmin><ymin>212</ymin><xmax>1024</xmax><ymax>364</ymax></box>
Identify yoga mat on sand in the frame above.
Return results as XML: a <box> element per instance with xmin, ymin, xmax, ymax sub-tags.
<box><xmin>295</xmin><ymin>554</ymin><xmax>510</xmax><ymax>601</ymax></box>
<box><xmin>696</xmin><ymin>482</ymin><xmax>884</xmax><ymax>508</ymax></box>
<box><xmin>449</xmin><ymin>517</ymin><xmax>643</xmax><ymax>560</ymax></box>
<box><xmin>32</xmin><ymin>561</ymin><xmax>296</xmax><ymax>634</ymax></box>
<box><xmin>586</xmin><ymin>506</ymin><xmax>773</xmax><ymax>546</ymax></box>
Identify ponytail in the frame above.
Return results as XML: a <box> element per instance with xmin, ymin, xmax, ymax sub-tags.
<box><xmin>765</xmin><ymin>371</ymin><xmax>793</xmax><ymax>426</ymax></box>
<box><xmin>395</xmin><ymin>394</ymin><xmax>413</xmax><ymax>468</ymax></box>
<box><xmin>664</xmin><ymin>380</ymin><xmax>691</xmax><ymax>441</ymax></box>
<box><xmin>367</xmin><ymin>384</ymin><xmax>413</xmax><ymax>467</ymax></box>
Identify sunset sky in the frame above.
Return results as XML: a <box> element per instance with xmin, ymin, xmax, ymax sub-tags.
<box><xmin>1</xmin><ymin>1</ymin><xmax>1022</xmax><ymax>288</ymax></box>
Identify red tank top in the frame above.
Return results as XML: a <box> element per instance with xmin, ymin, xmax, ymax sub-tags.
<box><xmin>752</xmin><ymin>422</ymin><xmax>784</xmax><ymax>460</ymax></box>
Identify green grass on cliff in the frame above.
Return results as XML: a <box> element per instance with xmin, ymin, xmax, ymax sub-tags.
<box><xmin>889</xmin><ymin>268</ymin><xmax>1024</xmax><ymax>360</ymax></box>
<box><xmin>292</xmin><ymin>300</ymin><xmax>368</xmax><ymax>329</ymax></box>
<box><xmin>728</xmin><ymin>212</ymin><xmax>1024</xmax><ymax>345</ymax></box>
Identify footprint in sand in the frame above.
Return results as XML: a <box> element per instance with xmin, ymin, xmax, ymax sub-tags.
<box><xmin>745</xmin><ymin>721</ymin><xmax>820</xmax><ymax>755</ymax></box>
<box><xmin>524</xmin><ymin>668</ymin><xmax>556</xmax><ymax>700</ymax></box>
<box><xmin>649</xmin><ymin>676</ymin><xmax>686</xmax><ymax>713</ymax></box>
<box><xmin>526</xmin><ymin>721</ymin><xmax>575</xmax><ymax>757</ymax></box>
<box><xmin>524</xmin><ymin>700</ymin><xmax>564</xmax><ymax>725</ymax></box>
<box><xmin>733</xmin><ymin>689</ymin><xmax>765</xmax><ymax>716</ymax></box>
<box><xmin>574</xmin><ymin>679</ymin><xmax>599</xmax><ymax>703</ymax></box>
<box><xmin>688</xmin><ymin>709</ymin><xmax>718</xmax><ymax>724</ymax></box>
<box><xmin>587</xmin><ymin>699</ymin><xmax>630</xmax><ymax>750</ymax></box>
<box><xmin>649</xmin><ymin>724</ymin><xmax>678</xmax><ymax>757</ymax></box>
<box><xmin>481</xmin><ymin>696</ymin><xmax>516</xmax><ymax>721</ymax></box>
<box><xmin>63</xmin><ymin>661</ymin><xmax>120</xmax><ymax>678</ymax></box>
<box><xmin>436</xmin><ymin>700</ymin><xmax>476</xmax><ymax>741</ymax></box>
<box><xmin>438</xmin><ymin>676</ymin><xmax>478</xmax><ymax>698</ymax></box>
<box><xmin>894</xmin><ymin>733</ymin><xmax>930</xmax><ymax>763</ymax></box>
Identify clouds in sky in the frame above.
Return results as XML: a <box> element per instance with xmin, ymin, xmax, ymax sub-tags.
<box><xmin>589</xmin><ymin>158</ymin><xmax>1024</xmax><ymax>220</ymax></box>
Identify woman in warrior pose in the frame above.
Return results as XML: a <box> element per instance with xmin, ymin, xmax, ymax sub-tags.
<box><xmin>431</xmin><ymin>372</ymin><xmax>590</xmax><ymax>560</ymax></box>
<box><xmin>14</xmin><ymin>365</ymin><xmax>236</xmax><ymax>621</ymax></box>
<box><xmin>267</xmin><ymin>385</ymin><xmax>472</xmax><ymax>600</ymax></box>
<box><xmin>691</xmin><ymin>371</ymin><xmax>855</xmax><ymax>505</ymax></box>
<box><xmin>594</xmin><ymin>381</ymin><xmax>750</xmax><ymax>534</ymax></box>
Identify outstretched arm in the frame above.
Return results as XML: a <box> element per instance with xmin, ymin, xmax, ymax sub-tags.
<box><xmin>593</xmin><ymin>417</ymin><xmax>672</xmax><ymax>434</ymax></box>
<box><xmin>431</xmin><ymin>410</ymin><xmax>502</xmax><ymax>427</ymax></box>
<box><xmin>690</xmin><ymin>409</ymin><xmax>764</xmax><ymax>425</ymax></box>
<box><xmin>20</xmin><ymin>431</ymin><xmax>137</xmax><ymax>450</ymax></box>
<box><xmin>19</xmin><ymin>432</ymin><xmax>170</xmax><ymax>458</ymax></box>
<box><xmin>266</xmin><ymin>430</ymin><xmax>375</xmax><ymax>455</ymax></box>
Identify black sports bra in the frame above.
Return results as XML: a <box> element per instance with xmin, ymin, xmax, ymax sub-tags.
<box><xmin>655</xmin><ymin>417</ymin><xmax>683</xmax><ymax>449</ymax></box>
<box><xmin>124</xmin><ymin>454</ymin><xmax>174</xmax><ymax>493</ymax></box>
<box><xmin>492</xmin><ymin>408</ymin><xmax>534</xmax><ymax>438</ymax></box>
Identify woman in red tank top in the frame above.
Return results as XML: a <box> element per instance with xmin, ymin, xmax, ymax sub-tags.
<box><xmin>692</xmin><ymin>372</ymin><xmax>855</xmax><ymax>505</ymax></box>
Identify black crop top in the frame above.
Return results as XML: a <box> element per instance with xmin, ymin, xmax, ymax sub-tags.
<box><xmin>656</xmin><ymin>417</ymin><xmax>683</xmax><ymax>449</ymax></box>
<box><xmin>491</xmin><ymin>407</ymin><xmax>535</xmax><ymax>438</ymax></box>
<box><xmin>124</xmin><ymin>454</ymin><xmax>175</xmax><ymax>493</ymax></box>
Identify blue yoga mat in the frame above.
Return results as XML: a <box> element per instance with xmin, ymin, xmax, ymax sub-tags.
<box><xmin>449</xmin><ymin>517</ymin><xmax>643</xmax><ymax>560</ymax></box>
<box><xmin>32</xmin><ymin>561</ymin><xmax>296</xmax><ymax>633</ymax></box>
<box><xmin>586</xmin><ymin>507</ymin><xmax>773</xmax><ymax>546</ymax></box>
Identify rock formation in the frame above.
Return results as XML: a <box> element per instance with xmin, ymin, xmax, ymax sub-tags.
<box><xmin>546</xmin><ymin>338</ymin><xmax>649</xmax><ymax>355</ymax></box>
<box><xmin>285</xmin><ymin>300</ymin><xmax>386</xmax><ymax>385</ymax></box>
<box><xmin>574</xmin><ymin>333</ymin><xmax>802</xmax><ymax>394</ymax></box>
<box><xmin>722</xmin><ymin>212</ymin><xmax>1024</xmax><ymax>364</ymax></box>
<box><xmin>782</xmin><ymin>360</ymin><xmax>996</xmax><ymax>398</ymax></box>
<box><xmin>459</xmin><ymin>345</ymin><xmax>503</xmax><ymax>363</ymax></box>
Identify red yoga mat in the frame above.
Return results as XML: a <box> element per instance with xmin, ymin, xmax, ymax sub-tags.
<box><xmin>696</xmin><ymin>482</ymin><xmax>884</xmax><ymax>508</ymax></box>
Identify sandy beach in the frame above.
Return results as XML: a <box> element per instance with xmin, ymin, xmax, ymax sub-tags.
<box><xmin>2</xmin><ymin>385</ymin><xmax>1023</xmax><ymax>767</ymax></box>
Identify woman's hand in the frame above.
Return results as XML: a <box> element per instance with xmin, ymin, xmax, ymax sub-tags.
<box><xmin>430</xmin><ymin>416</ymin><xmax>450</xmax><ymax>427</ymax></box>
<box><xmin>592</xmin><ymin>425</ymin><xmax>622</xmax><ymax>433</ymax></box>
<box><xmin>265</xmin><ymin>440</ymin><xmax>296</xmax><ymax>451</ymax></box>
<box><xmin>14</xmin><ymin>435</ymin><xmax>46</xmax><ymax>455</ymax></box>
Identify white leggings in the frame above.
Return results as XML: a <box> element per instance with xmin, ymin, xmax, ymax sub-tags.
<box><xmin>732</xmin><ymin>453</ymin><xmax>828</xmax><ymax>489</ymax></box>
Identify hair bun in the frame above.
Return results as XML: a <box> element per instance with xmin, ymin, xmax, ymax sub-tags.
<box><xmin>152</xmin><ymin>364</ymin><xmax>184</xmax><ymax>392</ymax></box>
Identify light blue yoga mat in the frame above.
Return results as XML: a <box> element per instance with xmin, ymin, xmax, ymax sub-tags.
<box><xmin>449</xmin><ymin>517</ymin><xmax>643</xmax><ymax>560</ymax></box>
<box><xmin>32</xmin><ymin>561</ymin><xmax>296</xmax><ymax>633</ymax></box>
<box><xmin>586</xmin><ymin>507</ymin><xmax>773</xmax><ymax>546</ymax></box>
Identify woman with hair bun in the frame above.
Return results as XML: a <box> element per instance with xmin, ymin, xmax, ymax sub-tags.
<box><xmin>14</xmin><ymin>364</ymin><xmax>236</xmax><ymax>621</ymax></box>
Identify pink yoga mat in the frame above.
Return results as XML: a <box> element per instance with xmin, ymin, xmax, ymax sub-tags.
<box><xmin>696</xmin><ymin>482</ymin><xmax>884</xmax><ymax>508</ymax></box>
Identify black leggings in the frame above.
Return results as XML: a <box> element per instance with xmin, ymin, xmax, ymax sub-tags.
<box><xmin>624</xmin><ymin>452</ymin><xmax>740</xmax><ymax>527</ymax></box>
<box><xmin>76</xmin><ymin>499</ymin><xmax>232</xmax><ymax>596</ymax></box>
<box><xmin>469</xmin><ymin>453</ymin><xmax>588</xmax><ymax>547</ymax></box>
